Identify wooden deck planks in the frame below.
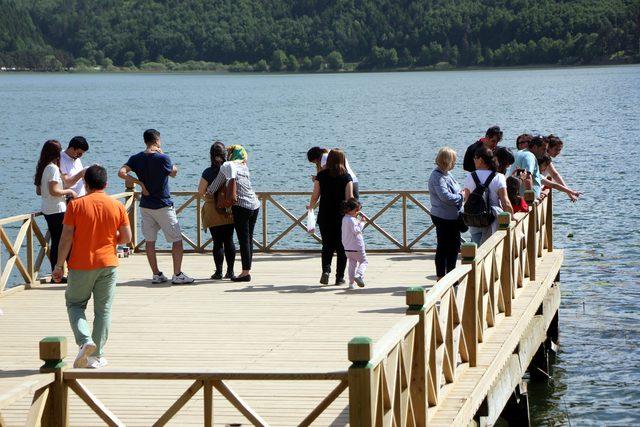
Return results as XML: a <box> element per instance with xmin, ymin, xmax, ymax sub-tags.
<box><xmin>0</xmin><ymin>253</ymin><xmax>437</xmax><ymax>426</ymax></box>
<box><xmin>0</xmin><ymin>250</ymin><xmax>562</xmax><ymax>426</ymax></box>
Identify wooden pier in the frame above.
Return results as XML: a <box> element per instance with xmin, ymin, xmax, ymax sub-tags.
<box><xmin>0</xmin><ymin>190</ymin><xmax>561</xmax><ymax>426</ymax></box>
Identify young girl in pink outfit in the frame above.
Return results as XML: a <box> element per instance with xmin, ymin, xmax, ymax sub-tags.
<box><xmin>341</xmin><ymin>198</ymin><xmax>367</xmax><ymax>289</ymax></box>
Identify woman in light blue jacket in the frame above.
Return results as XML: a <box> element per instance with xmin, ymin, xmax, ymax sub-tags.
<box><xmin>428</xmin><ymin>147</ymin><xmax>464</xmax><ymax>280</ymax></box>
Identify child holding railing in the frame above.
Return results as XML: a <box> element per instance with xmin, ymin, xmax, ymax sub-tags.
<box><xmin>341</xmin><ymin>198</ymin><xmax>367</xmax><ymax>289</ymax></box>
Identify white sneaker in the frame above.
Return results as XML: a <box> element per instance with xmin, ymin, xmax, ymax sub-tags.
<box><xmin>87</xmin><ymin>356</ymin><xmax>108</xmax><ymax>369</ymax></box>
<box><xmin>73</xmin><ymin>342</ymin><xmax>97</xmax><ymax>368</ymax></box>
<box><xmin>172</xmin><ymin>272</ymin><xmax>195</xmax><ymax>284</ymax></box>
<box><xmin>348</xmin><ymin>283</ymin><xmax>356</xmax><ymax>290</ymax></box>
<box><xmin>152</xmin><ymin>272</ymin><xmax>169</xmax><ymax>284</ymax></box>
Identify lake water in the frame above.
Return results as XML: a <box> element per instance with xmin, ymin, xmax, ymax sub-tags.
<box><xmin>1</xmin><ymin>67</ymin><xmax>639</xmax><ymax>425</ymax></box>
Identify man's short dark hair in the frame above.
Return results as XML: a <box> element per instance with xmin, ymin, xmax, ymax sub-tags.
<box><xmin>486</xmin><ymin>126</ymin><xmax>503</xmax><ymax>139</ymax></box>
<box><xmin>143</xmin><ymin>129</ymin><xmax>160</xmax><ymax>145</ymax></box>
<box><xmin>307</xmin><ymin>146</ymin><xmax>327</xmax><ymax>162</ymax></box>
<box><xmin>84</xmin><ymin>165</ymin><xmax>108</xmax><ymax>190</ymax></box>
<box><xmin>68</xmin><ymin>136</ymin><xmax>89</xmax><ymax>151</ymax></box>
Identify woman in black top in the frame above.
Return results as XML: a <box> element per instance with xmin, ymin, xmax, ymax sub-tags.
<box><xmin>308</xmin><ymin>149</ymin><xmax>354</xmax><ymax>285</ymax></box>
<box><xmin>197</xmin><ymin>141</ymin><xmax>235</xmax><ymax>280</ymax></box>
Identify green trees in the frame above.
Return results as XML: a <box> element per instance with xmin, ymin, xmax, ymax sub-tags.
<box><xmin>1</xmin><ymin>0</ymin><xmax>638</xmax><ymax>70</ymax></box>
<box><xmin>326</xmin><ymin>51</ymin><xmax>344</xmax><ymax>70</ymax></box>
<box><xmin>270</xmin><ymin>50</ymin><xmax>287</xmax><ymax>71</ymax></box>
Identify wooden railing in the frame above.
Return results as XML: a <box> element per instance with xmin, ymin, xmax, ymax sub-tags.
<box><xmin>125</xmin><ymin>190</ymin><xmax>434</xmax><ymax>254</ymax></box>
<box><xmin>17</xmin><ymin>338</ymin><xmax>349</xmax><ymax>427</ymax></box>
<box><xmin>346</xmin><ymin>190</ymin><xmax>554</xmax><ymax>425</ymax></box>
<box><xmin>0</xmin><ymin>189</ymin><xmax>431</xmax><ymax>294</ymax></box>
<box><xmin>1</xmin><ymin>190</ymin><xmax>554</xmax><ymax>426</ymax></box>
<box><xmin>0</xmin><ymin>192</ymin><xmax>135</xmax><ymax>296</ymax></box>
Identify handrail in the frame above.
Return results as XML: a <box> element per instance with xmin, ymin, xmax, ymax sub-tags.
<box><xmin>0</xmin><ymin>191</ymin><xmax>136</xmax><ymax>296</ymax></box>
<box><xmin>346</xmin><ymin>189</ymin><xmax>555</xmax><ymax>425</ymax></box>
<box><xmin>369</xmin><ymin>316</ymin><xmax>420</xmax><ymax>366</ymax></box>
<box><xmin>120</xmin><ymin>189</ymin><xmax>434</xmax><ymax>254</ymax></box>
<box><xmin>65</xmin><ymin>368</ymin><xmax>348</xmax><ymax>381</ymax></box>
<box><xmin>0</xmin><ymin>373</ymin><xmax>54</xmax><ymax>410</ymax></box>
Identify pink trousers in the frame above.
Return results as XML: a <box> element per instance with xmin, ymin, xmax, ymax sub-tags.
<box><xmin>346</xmin><ymin>251</ymin><xmax>368</xmax><ymax>284</ymax></box>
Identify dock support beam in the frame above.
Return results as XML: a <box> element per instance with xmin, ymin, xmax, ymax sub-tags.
<box><xmin>500</xmin><ymin>382</ymin><xmax>530</xmax><ymax>427</ymax></box>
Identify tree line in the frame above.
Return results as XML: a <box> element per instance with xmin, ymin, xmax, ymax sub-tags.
<box><xmin>1</xmin><ymin>0</ymin><xmax>638</xmax><ymax>71</ymax></box>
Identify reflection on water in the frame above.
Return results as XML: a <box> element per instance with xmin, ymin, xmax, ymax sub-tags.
<box><xmin>1</xmin><ymin>66</ymin><xmax>639</xmax><ymax>424</ymax></box>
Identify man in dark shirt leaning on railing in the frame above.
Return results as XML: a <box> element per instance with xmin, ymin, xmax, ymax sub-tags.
<box><xmin>463</xmin><ymin>126</ymin><xmax>503</xmax><ymax>172</ymax></box>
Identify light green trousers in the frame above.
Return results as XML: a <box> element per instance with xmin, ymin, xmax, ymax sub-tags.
<box><xmin>65</xmin><ymin>267</ymin><xmax>117</xmax><ymax>357</ymax></box>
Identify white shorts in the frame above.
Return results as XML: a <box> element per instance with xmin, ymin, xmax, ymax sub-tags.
<box><xmin>140</xmin><ymin>206</ymin><xmax>183</xmax><ymax>243</ymax></box>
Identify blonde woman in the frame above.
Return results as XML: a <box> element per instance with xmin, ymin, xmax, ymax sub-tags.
<box><xmin>428</xmin><ymin>147</ymin><xmax>464</xmax><ymax>280</ymax></box>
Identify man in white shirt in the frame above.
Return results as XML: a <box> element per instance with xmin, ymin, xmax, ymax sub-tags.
<box><xmin>60</xmin><ymin>136</ymin><xmax>89</xmax><ymax>197</ymax></box>
<box><xmin>307</xmin><ymin>146</ymin><xmax>360</xmax><ymax>198</ymax></box>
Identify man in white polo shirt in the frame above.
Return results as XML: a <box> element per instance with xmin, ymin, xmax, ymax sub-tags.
<box><xmin>307</xmin><ymin>146</ymin><xmax>360</xmax><ymax>198</ymax></box>
<box><xmin>60</xmin><ymin>136</ymin><xmax>89</xmax><ymax>197</ymax></box>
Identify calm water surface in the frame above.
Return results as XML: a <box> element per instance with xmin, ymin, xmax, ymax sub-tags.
<box><xmin>0</xmin><ymin>67</ymin><xmax>639</xmax><ymax>425</ymax></box>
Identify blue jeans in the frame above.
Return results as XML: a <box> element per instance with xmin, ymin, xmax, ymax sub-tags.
<box><xmin>469</xmin><ymin>225</ymin><xmax>491</xmax><ymax>246</ymax></box>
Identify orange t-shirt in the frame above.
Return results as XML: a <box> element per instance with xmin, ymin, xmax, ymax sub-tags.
<box><xmin>63</xmin><ymin>191</ymin><xmax>130</xmax><ymax>270</ymax></box>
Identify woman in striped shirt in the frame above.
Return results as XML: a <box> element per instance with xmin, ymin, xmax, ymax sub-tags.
<box><xmin>206</xmin><ymin>145</ymin><xmax>260</xmax><ymax>282</ymax></box>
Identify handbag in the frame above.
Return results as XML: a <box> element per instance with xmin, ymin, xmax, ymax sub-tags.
<box><xmin>216</xmin><ymin>178</ymin><xmax>237</xmax><ymax>210</ymax></box>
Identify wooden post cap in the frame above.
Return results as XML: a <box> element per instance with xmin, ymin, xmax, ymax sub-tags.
<box><xmin>524</xmin><ymin>190</ymin><xmax>536</xmax><ymax>204</ymax></box>
<box><xmin>497</xmin><ymin>212</ymin><xmax>511</xmax><ymax>229</ymax></box>
<box><xmin>406</xmin><ymin>287</ymin><xmax>425</xmax><ymax>308</ymax></box>
<box><xmin>39</xmin><ymin>336</ymin><xmax>67</xmax><ymax>373</ymax></box>
<box><xmin>348</xmin><ymin>336</ymin><xmax>373</xmax><ymax>363</ymax></box>
<box><xmin>461</xmin><ymin>243</ymin><xmax>477</xmax><ymax>263</ymax></box>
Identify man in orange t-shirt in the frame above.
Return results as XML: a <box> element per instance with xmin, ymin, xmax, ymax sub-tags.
<box><xmin>53</xmin><ymin>165</ymin><xmax>132</xmax><ymax>369</ymax></box>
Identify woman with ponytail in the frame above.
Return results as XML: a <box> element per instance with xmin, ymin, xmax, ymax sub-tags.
<box><xmin>198</xmin><ymin>141</ymin><xmax>235</xmax><ymax>280</ymax></box>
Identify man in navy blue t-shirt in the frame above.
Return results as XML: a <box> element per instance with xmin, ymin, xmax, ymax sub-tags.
<box><xmin>118</xmin><ymin>129</ymin><xmax>194</xmax><ymax>284</ymax></box>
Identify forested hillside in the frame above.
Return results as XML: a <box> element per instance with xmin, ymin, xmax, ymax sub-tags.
<box><xmin>2</xmin><ymin>0</ymin><xmax>639</xmax><ymax>71</ymax></box>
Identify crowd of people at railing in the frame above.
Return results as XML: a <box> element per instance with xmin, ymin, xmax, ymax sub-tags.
<box><xmin>429</xmin><ymin>125</ymin><xmax>581</xmax><ymax>280</ymax></box>
<box><xmin>31</xmin><ymin>126</ymin><xmax>578</xmax><ymax>369</ymax></box>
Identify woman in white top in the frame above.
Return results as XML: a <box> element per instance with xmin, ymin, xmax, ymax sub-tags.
<box><xmin>34</xmin><ymin>140</ymin><xmax>77</xmax><ymax>280</ymax></box>
<box><xmin>463</xmin><ymin>146</ymin><xmax>513</xmax><ymax>245</ymax></box>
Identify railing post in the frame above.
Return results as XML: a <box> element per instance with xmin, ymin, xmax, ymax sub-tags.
<box><xmin>196</xmin><ymin>196</ymin><xmax>202</xmax><ymax>252</ymax></box>
<box><xmin>27</xmin><ymin>216</ymin><xmax>35</xmax><ymax>288</ymax></box>
<box><xmin>524</xmin><ymin>190</ymin><xmax>537</xmax><ymax>281</ymax></box>
<box><xmin>125</xmin><ymin>185</ymin><xmax>138</xmax><ymax>252</ymax></box>
<box><xmin>498</xmin><ymin>213</ymin><xmax>513</xmax><ymax>316</ymax></box>
<box><xmin>348</xmin><ymin>336</ymin><xmax>375</xmax><ymax>426</ymax></box>
<box><xmin>261</xmin><ymin>195</ymin><xmax>268</xmax><ymax>252</ymax></box>
<box><xmin>406</xmin><ymin>287</ymin><xmax>428</xmax><ymax>427</ymax></box>
<box><xmin>461</xmin><ymin>243</ymin><xmax>478</xmax><ymax>367</ymax></box>
<box><xmin>546</xmin><ymin>190</ymin><xmax>553</xmax><ymax>252</ymax></box>
<box><xmin>402</xmin><ymin>192</ymin><xmax>408</xmax><ymax>251</ymax></box>
<box><xmin>39</xmin><ymin>337</ymin><xmax>68</xmax><ymax>427</ymax></box>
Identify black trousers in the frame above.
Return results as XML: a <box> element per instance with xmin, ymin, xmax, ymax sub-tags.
<box><xmin>319</xmin><ymin>220</ymin><xmax>347</xmax><ymax>279</ymax></box>
<box><xmin>209</xmin><ymin>224</ymin><xmax>236</xmax><ymax>274</ymax></box>
<box><xmin>232</xmin><ymin>206</ymin><xmax>259</xmax><ymax>271</ymax></box>
<box><xmin>431</xmin><ymin>215</ymin><xmax>461</xmax><ymax>278</ymax></box>
<box><xmin>44</xmin><ymin>212</ymin><xmax>65</xmax><ymax>270</ymax></box>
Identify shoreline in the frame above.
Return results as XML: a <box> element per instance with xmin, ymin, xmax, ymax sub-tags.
<box><xmin>1</xmin><ymin>61</ymin><xmax>638</xmax><ymax>75</ymax></box>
